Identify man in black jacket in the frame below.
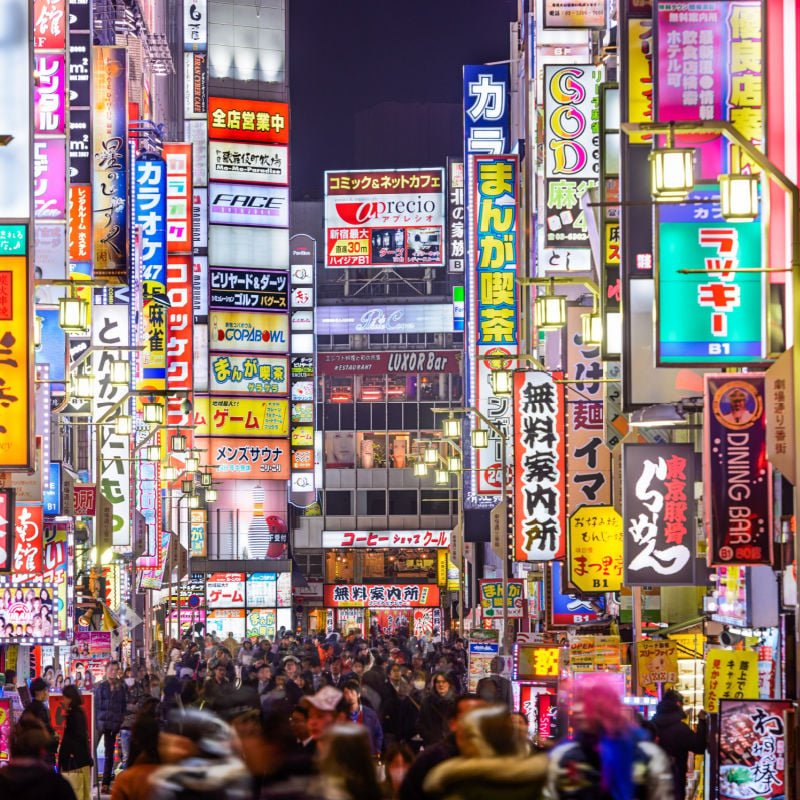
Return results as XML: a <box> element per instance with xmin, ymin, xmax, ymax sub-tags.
<box><xmin>650</xmin><ymin>689</ymin><xmax>707</xmax><ymax>800</ymax></box>
<box><xmin>94</xmin><ymin>660</ymin><xmax>127</xmax><ymax>793</ymax></box>
<box><xmin>21</xmin><ymin>677</ymin><xmax>58</xmax><ymax>766</ymax></box>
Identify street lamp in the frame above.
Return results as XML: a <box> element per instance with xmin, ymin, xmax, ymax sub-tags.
<box><xmin>205</xmin><ymin>488</ymin><xmax>217</xmax><ymax>503</ymax></box>
<box><xmin>110</xmin><ymin>359</ymin><xmax>131</xmax><ymax>387</ymax></box>
<box><xmin>143</xmin><ymin>402</ymin><xmax>163</xmax><ymax>425</ymax></box>
<box><xmin>200</xmin><ymin>471</ymin><xmax>213</xmax><ymax>488</ymax></box>
<box><xmin>442</xmin><ymin>417</ymin><xmax>461</xmax><ymax>439</ymax></box>
<box><xmin>413</xmin><ymin>461</ymin><xmax>428</xmax><ymax>478</ymax></box>
<box><xmin>434</xmin><ymin>469</ymin><xmax>450</xmax><ymax>486</ymax></box>
<box><xmin>533</xmin><ymin>282</ymin><xmax>567</xmax><ymax>330</ymax></box>
<box><xmin>188</xmin><ymin>494</ymin><xmax>201</xmax><ymax>509</ymax></box>
<box><xmin>181</xmin><ymin>479</ymin><xmax>194</xmax><ymax>494</ymax></box>
<box><xmin>115</xmin><ymin>414</ymin><xmax>132</xmax><ymax>436</ymax></box>
<box><xmin>489</xmin><ymin>369</ymin><xmax>514</xmax><ymax>397</ymax></box>
<box><xmin>447</xmin><ymin>455</ymin><xmax>462</xmax><ymax>473</ymax></box>
<box><xmin>171</xmin><ymin>434</ymin><xmax>186</xmax><ymax>453</ymax></box>
<box><xmin>142</xmin><ymin>445</ymin><xmax>161</xmax><ymax>461</ymax></box>
<box><xmin>58</xmin><ymin>293</ymin><xmax>89</xmax><ymax>334</ymax></box>
<box><xmin>162</xmin><ymin>465</ymin><xmax>178</xmax><ymax>481</ymax></box>
<box><xmin>71</xmin><ymin>374</ymin><xmax>94</xmax><ymax>400</ymax></box>
<box><xmin>423</xmin><ymin>445</ymin><xmax>439</xmax><ymax>465</ymax></box>
<box><xmin>718</xmin><ymin>173</ymin><xmax>759</xmax><ymax>222</ymax></box>
<box><xmin>581</xmin><ymin>309</ymin><xmax>603</xmax><ymax>346</ymax></box>
<box><xmin>471</xmin><ymin>428</ymin><xmax>489</xmax><ymax>449</ymax></box>
<box><xmin>184</xmin><ymin>454</ymin><xmax>199</xmax><ymax>473</ymax></box>
<box><xmin>649</xmin><ymin>147</ymin><xmax>695</xmax><ymax>200</ymax></box>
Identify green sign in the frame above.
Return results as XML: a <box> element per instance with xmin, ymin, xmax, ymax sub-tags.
<box><xmin>0</xmin><ymin>225</ymin><xmax>26</xmax><ymax>255</ymax></box>
<box><xmin>657</xmin><ymin>190</ymin><xmax>764</xmax><ymax>365</ymax></box>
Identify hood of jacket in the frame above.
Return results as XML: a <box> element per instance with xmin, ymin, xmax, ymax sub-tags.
<box><xmin>653</xmin><ymin>702</ymin><xmax>686</xmax><ymax>724</ymax></box>
<box><xmin>149</xmin><ymin>756</ymin><xmax>250</xmax><ymax>798</ymax></box>
<box><xmin>424</xmin><ymin>754</ymin><xmax>549</xmax><ymax>794</ymax></box>
<box><xmin>0</xmin><ymin>761</ymin><xmax>57</xmax><ymax>789</ymax></box>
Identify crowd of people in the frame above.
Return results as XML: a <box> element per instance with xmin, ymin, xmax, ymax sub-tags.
<box><xmin>0</xmin><ymin>627</ymin><xmax>708</xmax><ymax>800</ymax></box>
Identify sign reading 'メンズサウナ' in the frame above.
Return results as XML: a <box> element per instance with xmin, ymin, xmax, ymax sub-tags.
<box><xmin>705</xmin><ymin>374</ymin><xmax>772</xmax><ymax>566</ymax></box>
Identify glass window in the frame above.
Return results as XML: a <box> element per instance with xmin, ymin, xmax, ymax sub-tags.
<box><xmin>325</xmin><ymin>551</ymin><xmax>354</xmax><ymax>582</ymax></box>
<box><xmin>387</xmin><ymin>432</ymin><xmax>411</xmax><ymax>469</ymax></box>
<box><xmin>403</xmin><ymin>403</ymin><xmax>418</xmax><ymax>430</ymax></box>
<box><xmin>357</xmin><ymin>375</ymin><xmax>386</xmax><ymax>402</ymax></box>
<box><xmin>451</xmin><ymin>375</ymin><xmax>464</xmax><ymax>403</ymax></box>
<box><xmin>326</xmin><ymin>377</ymin><xmax>354</xmax><ymax>404</ymax></box>
<box><xmin>340</xmin><ymin>403</ymin><xmax>354</xmax><ymax>429</ymax></box>
<box><xmin>419</xmin><ymin>403</ymin><xmax>434</xmax><ymax>429</ymax></box>
<box><xmin>325</xmin><ymin>432</ymin><xmax>355</xmax><ymax>468</ymax></box>
<box><xmin>324</xmin><ymin>403</ymin><xmax>339</xmax><ymax>431</ymax></box>
<box><xmin>387</xmin><ymin>403</ymin><xmax>403</xmax><ymax>428</ymax></box>
<box><xmin>388</xmin><ymin>490</ymin><xmax>417</xmax><ymax>515</ymax></box>
<box><xmin>387</xmin><ymin>375</ymin><xmax>415</xmax><ymax>401</ymax></box>
<box><xmin>421</xmin><ymin>490</ymin><xmax>455</xmax><ymax>516</ymax></box>
<box><xmin>325</xmin><ymin>491</ymin><xmax>352</xmax><ymax>516</ymax></box>
<box><xmin>356</xmin><ymin>490</ymin><xmax>386</xmax><ymax>515</ymax></box>
<box><xmin>372</xmin><ymin>403</ymin><xmax>386</xmax><ymax>429</ymax></box>
<box><xmin>356</xmin><ymin>402</ymin><xmax>371</xmax><ymax>429</ymax></box>
<box><xmin>357</xmin><ymin>432</ymin><xmax>387</xmax><ymax>468</ymax></box>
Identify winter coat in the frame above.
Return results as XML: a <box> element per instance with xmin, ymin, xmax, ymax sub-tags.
<box><xmin>417</xmin><ymin>691</ymin><xmax>456</xmax><ymax>747</ymax></box>
<box><xmin>476</xmin><ymin>674</ymin><xmax>514</xmax><ymax>710</ymax></box>
<box><xmin>58</xmin><ymin>704</ymin><xmax>93</xmax><ymax>772</ymax></box>
<box><xmin>95</xmin><ymin>678</ymin><xmax>127</xmax><ymax>733</ymax></box>
<box><xmin>545</xmin><ymin>732</ymin><xmax>674</xmax><ymax>800</ymax></box>
<box><xmin>399</xmin><ymin>735</ymin><xmax>458</xmax><ymax>800</ymax></box>
<box><xmin>425</xmin><ymin>753</ymin><xmax>549</xmax><ymax>800</ymax></box>
<box><xmin>149</xmin><ymin>755</ymin><xmax>252</xmax><ymax>800</ymax></box>
<box><xmin>346</xmin><ymin>705</ymin><xmax>383</xmax><ymax>756</ymax></box>
<box><xmin>122</xmin><ymin>680</ymin><xmax>146</xmax><ymax>730</ymax></box>
<box><xmin>0</xmin><ymin>762</ymin><xmax>78</xmax><ymax>800</ymax></box>
<box><xmin>650</xmin><ymin>701</ymin><xmax>707</xmax><ymax>798</ymax></box>
<box><xmin>20</xmin><ymin>700</ymin><xmax>57</xmax><ymax>764</ymax></box>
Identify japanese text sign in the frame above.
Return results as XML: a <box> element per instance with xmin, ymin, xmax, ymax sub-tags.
<box><xmin>623</xmin><ymin>443</ymin><xmax>696</xmax><ymax>585</ymax></box>
<box><xmin>34</xmin><ymin>0</ymin><xmax>66</xmax><ymax>49</ymax></box>
<box><xmin>209</xmin><ymin>267</ymin><xmax>288</xmax><ymax>311</ymax></box>
<box><xmin>637</xmin><ymin>639</ymin><xmax>679</xmax><ymax>691</ymax></box>
<box><xmin>0</xmin><ymin>490</ymin><xmax>14</xmax><ymax>572</ymax></box>
<box><xmin>567</xmin><ymin>505</ymin><xmax>623</xmax><ymax>593</ymax></box>
<box><xmin>322</xmin><ymin>530</ymin><xmax>451</xmax><ymax>549</ymax></box>
<box><xmin>200</xmin><ymin>437</ymin><xmax>289</xmax><ymax>480</ymax></box>
<box><xmin>166</xmin><ymin>256</ymin><xmax>194</xmax><ymax>394</ymax></box>
<box><xmin>194</xmin><ymin>395</ymin><xmax>289</xmax><ymax>438</ymax></box>
<box><xmin>209</xmin><ymin>311</ymin><xmax>289</xmax><ymax>355</ymax></box>
<box><xmin>205</xmin><ymin>572</ymin><xmax>245</xmax><ymax>608</ymax></box>
<box><xmin>479</xmin><ymin>579</ymin><xmax>525</xmax><ymax>618</ymax></box>
<box><xmin>704</xmin><ymin>374</ymin><xmax>772</xmax><ymax>566</ymax></box>
<box><xmin>210</xmin><ymin>354</ymin><xmax>288</xmax><ymax>396</ymax></box>
<box><xmin>34</xmin><ymin>139</ymin><xmax>67</xmax><ymax>221</ymax></box>
<box><xmin>543</xmin><ymin>0</ymin><xmax>605</xmax><ymax>28</ymax></box>
<box><xmin>447</xmin><ymin>159</ymin><xmax>465</xmax><ymax>273</ymax></box>
<box><xmin>324</xmin><ymin>169</ymin><xmax>444</xmax><ymax>268</ymax></box>
<box><xmin>549</xmin><ymin>561</ymin><xmax>606</xmax><ymax>627</ymax></box>
<box><xmin>718</xmin><ymin>700</ymin><xmax>791</xmax><ymax>800</ymax></box>
<box><xmin>34</xmin><ymin>55</ymin><xmax>66</xmax><ymax>135</ymax></box>
<box><xmin>14</xmin><ymin>506</ymin><xmax>43</xmax><ymax>576</ymax></box>
<box><xmin>68</xmin><ymin>185</ymin><xmax>91</xmax><ymax>261</ymax></box>
<box><xmin>516</xmin><ymin>645</ymin><xmax>560</xmax><ymax>680</ymax></box>
<box><xmin>163</xmin><ymin>143</ymin><xmax>193</xmax><ymax>252</ymax></box>
<box><xmin>189</xmin><ymin>509</ymin><xmax>206</xmax><ymax>558</ymax></box>
<box><xmin>514</xmin><ymin>371</ymin><xmax>566</xmax><ymax>560</ymax></box>
<box><xmin>657</xmin><ymin>191</ymin><xmax>765</xmax><ymax>364</ymax></box>
<box><xmin>323</xmin><ymin>584</ymin><xmax>440</xmax><ymax>608</ymax></box>
<box><xmin>317</xmin><ymin>350</ymin><xmax>460</xmax><ymax>376</ymax></box>
<box><xmin>208</xmin><ymin>97</ymin><xmax>289</xmax><ymax>145</ymax></box>
<box><xmin>705</xmin><ymin>648</ymin><xmax>758</xmax><ymax>713</ymax></box>
<box><xmin>765</xmin><ymin>350</ymin><xmax>795</xmax><ymax>484</ymax></box>
<box><xmin>208</xmin><ymin>141</ymin><xmax>288</xmax><ymax>186</ymax></box>
<box><xmin>72</xmin><ymin>485</ymin><xmax>96</xmax><ymax>517</ymax></box>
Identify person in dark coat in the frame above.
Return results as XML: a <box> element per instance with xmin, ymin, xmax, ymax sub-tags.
<box><xmin>340</xmin><ymin>680</ymin><xmax>383</xmax><ymax>756</ymax></box>
<box><xmin>94</xmin><ymin>661</ymin><xmax>128</xmax><ymax>793</ymax></box>
<box><xmin>58</xmin><ymin>685</ymin><xmax>93</xmax><ymax>800</ymax></box>
<box><xmin>650</xmin><ymin>689</ymin><xmax>708</xmax><ymax>800</ymax></box>
<box><xmin>475</xmin><ymin>657</ymin><xmax>513</xmax><ymax>710</ymax></box>
<box><xmin>20</xmin><ymin>677</ymin><xmax>58</xmax><ymax>766</ymax></box>
<box><xmin>416</xmin><ymin>671</ymin><xmax>457</xmax><ymax>747</ymax></box>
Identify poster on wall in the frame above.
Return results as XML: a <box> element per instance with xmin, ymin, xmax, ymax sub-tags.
<box><xmin>0</xmin><ymin>584</ymin><xmax>56</xmax><ymax>644</ymax></box>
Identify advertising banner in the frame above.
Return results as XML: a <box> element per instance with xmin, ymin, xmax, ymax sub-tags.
<box><xmin>208</xmin><ymin>97</ymin><xmax>289</xmax><ymax>144</ymax></box>
<box><xmin>209</xmin><ymin>182</ymin><xmax>289</xmax><ymax>228</ymax></box>
<box><xmin>206</xmin><ymin>609</ymin><xmax>245</xmax><ymax>639</ymax></box>
<box><xmin>209</xmin><ymin>142</ymin><xmax>289</xmax><ymax>185</ymax></box>
<box><xmin>166</xmin><ymin>256</ymin><xmax>194</xmax><ymax>393</ymax></box>
<box><xmin>656</xmin><ymin>1</ymin><xmax>762</xmax><ymax>179</ymax></box>
<box><xmin>322</xmin><ymin>530</ymin><xmax>451</xmax><ymax>549</ymax></box>
<box><xmin>92</xmin><ymin>46</ymin><xmax>127</xmax><ymax>281</ymax></box>
<box><xmin>209</xmin><ymin>311</ymin><xmax>289</xmax><ymax>354</ymax></box>
<box><xmin>718</xmin><ymin>699</ymin><xmax>791</xmax><ymax>800</ymax></box>
<box><xmin>317</xmin><ymin>350</ymin><xmax>460</xmax><ymax>376</ymax></box>
<box><xmin>516</xmin><ymin>645</ymin><xmax>560</xmax><ymax>681</ymax></box>
<box><xmin>246</xmin><ymin>609</ymin><xmax>277</xmax><ymax>639</ymax></box>
<box><xmin>164</xmin><ymin>144</ymin><xmax>193</xmax><ymax>253</ymax></box>
<box><xmin>637</xmin><ymin>640</ymin><xmax>678</xmax><ymax>691</ymax></box>
<box><xmin>210</xmin><ymin>353</ymin><xmax>288</xmax><ymax>395</ymax></box>
<box><xmin>478</xmin><ymin>579</ymin><xmax>525</xmax><ymax>618</ymax></box>
<box><xmin>194</xmin><ymin>396</ymin><xmax>289</xmax><ymax>438</ymax></box>
<box><xmin>68</xmin><ymin>31</ymin><xmax>91</xmax><ymax>107</ymax></box>
<box><xmin>69</xmin><ymin>107</ymin><xmax>92</xmax><ymax>184</ymax></box>
<box><xmin>189</xmin><ymin>509</ymin><xmax>206</xmax><ymax>558</ymax></box>
<box><xmin>68</xmin><ymin>185</ymin><xmax>91</xmax><ymax>261</ymax></box>
<box><xmin>34</xmin><ymin>54</ymin><xmax>66</xmax><ymax>135</ymax></box>
<box><xmin>13</xmin><ymin>506</ymin><xmax>43</xmax><ymax>575</ymax></box>
<box><xmin>183</xmin><ymin>0</ymin><xmax>207</xmax><ymax>50</ymax></box>
<box><xmin>657</xmin><ymin>191</ymin><xmax>765</xmax><ymax>365</ymax></box>
<box><xmin>183</xmin><ymin>52</ymin><xmax>207</xmax><ymax>119</ymax></box>
<box><xmin>765</xmin><ymin>350</ymin><xmax>795</xmax><ymax>484</ymax></box>
<box><xmin>0</xmin><ymin>490</ymin><xmax>14</xmax><ymax>572</ymax></box>
<box><xmin>543</xmin><ymin>177</ymin><xmax>598</xmax><ymax>249</ymax></box>
<box><xmin>200</xmin><ymin>437</ymin><xmax>289</xmax><ymax>480</ymax></box>
<box><xmin>567</xmin><ymin>505</ymin><xmax>623</xmax><ymax>593</ymax></box>
<box><xmin>514</xmin><ymin>371</ymin><xmax>566</xmax><ymax>561</ymax></box>
<box><xmin>247</xmin><ymin>572</ymin><xmax>291</xmax><ymax>607</ymax></box>
<box><xmin>316</xmin><ymin>304</ymin><xmax>453</xmax><ymax>335</ymax></box>
<box><xmin>323</xmin><ymin>584</ymin><xmax>440</xmax><ymax>608</ymax></box>
<box><xmin>34</xmin><ymin>139</ymin><xmax>67</xmax><ymax>221</ymax></box>
<box><xmin>705</xmin><ymin>648</ymin><xmax>758</xmax><ymax>712</ymax></box>
<box><xmin>208</xmin><ymin>225</ymin><xmax>289</xmax><ymax>269</ymax></box>
<box><xmin>705</xmin><ymin>374</ymin><xmax>771</xmax><ymax>565</ymax></box>
<box><xmin>0</xmin><ymin>584</ymin><xmax>56</xmax><ymax>644</ymax></box>
<box><xmin>467</xmin><ymin>629</ymin><xmax>499</xmax><ymax>692</ymax></box>
<box><xmin>324</xmin><ymin>169</ymin><xmax>444</xmax><ymax>267</ymax></box>
<box><xmin>0</xmin><ymin>698</ymin><xmax>10</xmax><ymax>762</ymax></box>
<box><xmin>40</xmin><ymin>520</ymin><xmax>71</xmax><ymax>642</ymax></box>
<box><xmin>447</xmin><ymin>158</ymin><xmax>465</xmax><ymax>273</ymax></box>
<box><xmin>206</xmin><ymin>572</ymin><xmax>246</xmax><ymax>608</ymax></box>
<box><xmin>548</xmin><ymin>561</ymin><xmax>606</xmax><ymax>627</ymax></box>
<box><xmin>623</xmin><ymin>443</ymin><xmax>696</xmax><ymax>585</ymax></box>
<box><xmin>543</xmin><ymin>0</ymin><xmax>605</xmax><ymax>28</ymax></box>
<box><xmin>0</xmin><ymin>227</ymin><xmax>32</xmax><ymax>470</ymax></box>
<box><xmin>73</xmin><ymin>485</ymin><xmax>96</xmax><ymax>516</ymax></box>
<box><xmin>209</xmin><ymin>267</ymin><xmax>288</xmax><ymax>311</ymax></box>
<box><xmin>34</xmin><ymin>0</ymin><xmax>67</xmax><ymax>49</ymax></box>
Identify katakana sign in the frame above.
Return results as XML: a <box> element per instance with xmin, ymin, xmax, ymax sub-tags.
<box><xmin>322</xmin><ymin>530</ymin><xmax>451</xmax><ymax>549</ymax></box>
<box><xmin>567</xmin><ymin>505</ymin><xmax>623</xmax><ymax>593</ymax></box>
<box><xmin>209</xmin><ymin>267</ymin><xmax>288</xmax><ymax>311</ymax></box>
<box><xmin>194</xmin><ymin>396</ymin><xmax>289</xmax><ymax>438</ymax></box>
<box><xmin>200</xmin><ymin>437</ymin><xmax>289</xmax><ymax>480</ymax></box>
<box><xmin>479</xmin><ymin>579</ymin><xmax>525</xmax><ymax>618</ymax></box>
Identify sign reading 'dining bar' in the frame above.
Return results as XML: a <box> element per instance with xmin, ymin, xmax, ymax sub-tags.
<box><xmin>209</xmin><ymin>142</ymin><xmax>289</xmax><ymax>185</ymax></box>
<box><xmin>208</xmin><ymin>182</ymin><xmax>289</xmax><ymax>228</ymax></box>
<box><xmin>209</xmin><ymin>311</ymin><xmax>289</xmax><ymax>354</ymax></box>
<box><xmin>209</xmin><ymin>266</ymin><xmax>288</xmax><ymax>311</ymax></box>
<box><xmin>208</xmin><ymin>97</ymin><xmax>289</xmax><ymax>145</ymax></box>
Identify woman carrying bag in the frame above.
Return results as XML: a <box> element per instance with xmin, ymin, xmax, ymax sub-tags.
<box><xmin>58</xmin><ymin>684</ymin><xmax>93</xmax><ymax>800</ymax></box>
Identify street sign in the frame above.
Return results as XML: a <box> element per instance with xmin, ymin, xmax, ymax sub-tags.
<box><xmin>490</xmin><ymin>500</ymin><xmax>508</xmax><ymax>560</ymax></box>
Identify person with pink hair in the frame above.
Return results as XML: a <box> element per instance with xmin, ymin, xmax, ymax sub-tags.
<box><xmin>544</xmin><ymin>675</ymin><xmax>674</xmax><ymax>800</ymax></box>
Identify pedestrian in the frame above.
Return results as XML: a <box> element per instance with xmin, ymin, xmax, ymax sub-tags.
<box><xmin>111</xmin><ymin>703</ymin><xmax>162</xmax><ymax>800</ymax></box>
<box><xmin>546</xmin><ymin>676</ymin><xmax>674</xmax><ymax>800</ymax></box>
<box><xmin>58</xmin><ymin>685</ymin><xmax>93</xmax><ymax>800</ymax></box>
<box><xmin>476</xmin><ymin>657</ymin><xmax>513</xmax><ymax>709</ymax></box>
<box><xmin>300</xmin><ymin>686</ymin><xmax>344</xmax><ymax>757</ymax></box>
<box><xmin>341</xmin><ymin>680</ymin><xmax>383</xmax><ymax>756</ymax></box>
<box><xmin>312</xmin><ymin>725</ymin><xmax>383</xmax><ymax>800</ymax></box>
<box><xmin>0</xmin><ymin>717</ymin><xmax>77</xmax><ymax>800</ymax></box>
<box><xmin>379</xmin><ymin>742</ymin><xmax>413</xmax><ymax>799</ymax></box>
<box><xmin>20</xmin><ymin>676</ymin><xmax>58</xmax><ymax>766</ymax></box>
<box><xmin>203</xmin><ymin>660</ymin><xmax>233</xmax><ymax>713</ymax></box>
<box><xmin>649</xmin><ymin>689</ymin><xmax>707</xmax><ymax>800</ymax></box>
<box><xmin>120</xmin><ymin>668</ymin><xmax>145</xmax><ymax>769</ymax></box>
<box><xmin>423</xmin><ymin>705</ymin><xmax>548</xmax><ymax>799</ymax></box>
<box><xmin>416</xmin><ymin>671</ymin><xmax>456</xmax><ymax>747</ymax></box>
<box><xmin>95</xmin><ymin>660</ymin><xmax>128</xmax><ymax>794</ymax></box>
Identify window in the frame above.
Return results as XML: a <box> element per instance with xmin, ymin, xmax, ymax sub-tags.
<box><xmin>356</xmin><ymin>490</ymin><xmax>386</xmax><ymax>515</ymax></box>
<box><xmin>388</xmin><ymin>490</ymin><xmax>417</xmax><ymax>515</ymax></box>
<box><xmin>421</xmin><ymin>490</ymin><xmax>456</xmax><ymax>516</ymax></box>
<box><xmin>357</xmin><ymin>433</ymin><xmax>387</xmax><ymax>468</ymax></box>
<box><xmin>325</xmin><ymin>432</ymin><xmax>355</xmax><ymax>468</ymax></box>
<box><xmin>325</xmin><ymin>491</ymin><xmax>352</xmax><ymax>516</ymax></box>
<box><xmin>326</xmin><ymin>377</ymin><xmax>354</xmax><ymax>404</ymax></box>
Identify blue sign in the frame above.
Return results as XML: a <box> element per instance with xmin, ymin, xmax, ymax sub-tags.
<box><xmin>550</xmin><ymin>561</ymin><xmax>606</xmax><ymax>627</ymax></box>
<box><xmin>43</xmin><ymin>461</ymin><xmax>61</xmax><ymax>516</ymax></box>
<box><xmin>35</xmin><ymin>309</ymin><xmax>66</xmax><ymax>386</ymax></box>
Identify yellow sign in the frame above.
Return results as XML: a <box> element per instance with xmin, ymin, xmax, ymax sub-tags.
<box><xmin>436</xmin><ymin>550</ymin><xmax>447</xmax><ymax>587</ymax></box>
<box><xmin>0</xmin><ymin>244</ymin><xmax>31</xmax><ymax>469</ymax></box>
<box><xmin>517</xmin><ymin>644</ymin><xmax>560</xmax><ymax>680</ymax></box>
<box><xmin>567</xmin><ymin>505</ymin><xmax>623</xmax><ymax>593</ymax></box>
<box><xmin>569</xmin><ymin>635</ymin><xmax>621</xmax><ymax>672</ymax></box>
<box><xmin>570</xmin><ymin>637</ymin><xmax>597</xmax><ymax>672</ymax></box>
<box><xmin>704</xmin><ymin>648</ymin><xmax>759</xmax><ymax>713</ymax></box>
<box><xmin>627</xmin><ymin>18</ymin><xmax>654</xmax><ymax>144</ymax></box>
<box><xmin>637</xmin><ymin>640</ymin><xmax>678</xmax><ymax>691</ymax></box>
<box><xmin>605</xmin><ymin>222</ymin><xmax>620</xmax><ymax>265</ymax></box>
<box><xmin>194</xmin><ymin>395</ymin><xmax>289</xmax><ymax>437</ymax></box>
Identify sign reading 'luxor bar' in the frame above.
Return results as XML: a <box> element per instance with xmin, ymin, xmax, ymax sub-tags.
<box><xmin>317</xmin><ymin>350</ymin><xmax>461</xmax><ymax>376</ymax></box>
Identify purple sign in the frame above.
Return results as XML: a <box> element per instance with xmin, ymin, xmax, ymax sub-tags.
<box><xmin>34</xmin><ymin>54</ymin><xmax>66</xmax><ymax>135</ymax></box>
<box><xmin>34</xmin><ymin>138</ymin><xmax>67</xmax><ymax>220</ymax></box>
<box><xmin>704</xmin><ymin>373</ymin><xmax>772</xmax><ymax>566</ymax></box>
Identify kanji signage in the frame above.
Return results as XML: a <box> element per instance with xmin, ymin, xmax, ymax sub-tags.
<box><xmin>209</xmin><ymin>267</ymin><xmax>288</xmax><ymax>311</ymax></box>
<box><xmin>200</xmin><ymin>437</ymin><xmax>289</xmax><ymax>480</ymax></box>
<box><xmin>515</xmin><ymin>645</ymin><xmax>560</xmax><ymax>680</ymax></box>
<box><xmin>704</xmin><ymin>648</ymin><xmax>758</xmax><ymax>713</ymax></box>
<box><xmin>623</xmin><ymin>443</ymin><xmax>696</xmax><ymax>585</ymax></box>
<box><xmin>208</xmin><ymin>141</ymin><xmax>288</xmax><ymax>185</ymax></box>
<box><xmin>208</xmin><ymin>97</ymin><xmax>289</xmax><ymax>145</ymax></box>
<box><xmin>68</xmin><ymin>185</ymin><xmax>91</xmax><ymax>261</ymax></box>
<box><xmin>317</xmin><ymin>350</ymin><xmax>461</xmax><ymax>376</ymax></box>
<box><xmin>13</xmin><ymin>506</ymin><xmax>43</xmax><ymax>576</ymax></box>
<box><xmin>322</xmin><ymin>530</ymin><xmax>452</xmax><ymax>549</ymax></box>
<box><xmin>718</xmin><ymin>700</ymin><xmax>791</xmax><ymax>800</ymax></box>
<box><xmin>92</xmin><ymin>46</ymin><xmax>127</xmax><ymax>281</ymax></box>
<box><xmin>0</xmin><ymin>229</ymin><xmax>32</xmax><ymax>469</ymax></box>
<box><xmin>705</xmin><ymin>374</ymin><xmax>772</xmax><ymax>565</ymax></box>
<box><xmin>324</xmin><ymin>169</ymin><xmax>444</xmax><ymax>268</ymax></box>
<box><xmin>765</xmin><ymin>350</ymin><xmax>795</xmax><ymax>484</ymax></box>
<box><xmin>205</xmin><ymin>572</ymin><xmax>245</xmax><ymax>608</ymax></box>
<box><xmin>189</xmin><ymin>509</ymin><xmax>206</xmax><ymax>558</ymax></box>
<box><xmin>544</xmin><ymin>178</ymin><xmax>598</xmax><ymax>248</ymax></box>
<box><xmin>657</xmin><ymin>190</ymin><xmax>765</xmax><ymax>364</ymax></box>
<box><xmin>543</xmin><ymin>0</ymin><xmax>605</xmax><ymax>28</ymax></box>
<box><xmin>479</xmin><ymin>579</ymin><xmax>525</xmax><ymax>618</ymax></box>
<box><xmin>637</xmin><ymin>639</ymin><xmax>679</xmax><ymax>691</ymax></box>
<box><xmin>208</xmin><ymin>311</ymin><xmax>289</xmax><ymax>355</ymax></box>
<box><xmin>567</xmin><ymin>505</ymin><xmax>623</xmax><ymax>593</ymax></box>
<box><xmin>0</xmin><ymin>490</ymin><xmax>14</xmax><ymax>572</ymax></box>
<box><xmin>34</xmin><ymin>0</ymin><xmax>66</xmax><ymax>49</ymax></box>
<box><xmin>73</xmin><ymin>484</ymin><xmax>96</xmax><ymax>517</ymax></box>
<box><xmin>514</xmin><ymin>371</ymin><xmax>566</xmax><ymax>561</ymax></box>
<box><xmin>323</xmin><ymin>584</ymin><xmax>440</xmax><ymax>608</ymax></box>
<box><xmin>166</xmin><ymin>256</ymin><xmax>194</xmax><ymax>394</ymax></box>
<box><xmin>447</xmin><ymin>158</ymin><xmax>465</xmax><ymax>273</ymax></box>
<box><xmin>194</xmin><ymin>396</ymin><xmax>289</xmax><ymax>438</ymax></box>
<box><xmin>210</xmin><ymin>354</ymin><xmax>288</xmax><ymax>395</ymax></box>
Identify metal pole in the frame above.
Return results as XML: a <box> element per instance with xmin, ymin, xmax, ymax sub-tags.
<box><xmin>457</xmin><ymin>464</ymin><xmax>464</xmax><ymax>638</ymax></box>
<box><xmin>500</xmin><ymin>432</ymin><xmax>509</xmax><ymax>654</ymax></box>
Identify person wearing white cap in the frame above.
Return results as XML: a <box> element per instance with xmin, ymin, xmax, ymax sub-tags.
<box><xmin>300</xmin><ymin>686</ymin><xmax>343</xmax><ymax>757</ymax></box>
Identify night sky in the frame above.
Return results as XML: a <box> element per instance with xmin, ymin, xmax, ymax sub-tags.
<box><xmin>289</xmin><ymin>0</ymin><xmax>517</xmax><ymax>198</ymax></box>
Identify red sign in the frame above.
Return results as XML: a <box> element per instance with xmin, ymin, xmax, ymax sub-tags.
<box><xmin>14</xmin><ymin>505</ymin><xmax>43</xmax><ymax>574</ymax></box>
<box><xmin>73</xmin><ymin>484</ymin><xmax>97</xmax><ymax>517</ymax></box>
<box><xmin>68</xmin><ymin>185</ymin><xmax>91</xmax><ymax>261</ymax></box>
<box><xmin>208</xmin><ymin>97</ymin><xmax>289</xmax><ymax>145</ymax></box>
<box><xmin>163</xmin><ymin>144</ymin><xmax>192</xmax><ymax>253</ymax></box>
<box><xmin>0</xmin><ymin>490</ymin><xmax>14</xmax><ymax>572</ymax></box>
<box><xmin>33</xmin><ymin>0</ymin><xmax>66</xmax><ymax>50</ymax></box>
<box><xmin>317</xmin><ymin>350</ymin><xmax>461</xmax><ymax>376</ymax></box>
<box><xmin>324</xmin><ymin>584</ymin><xmax>440</xmax><ymax>608</ymax></box>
